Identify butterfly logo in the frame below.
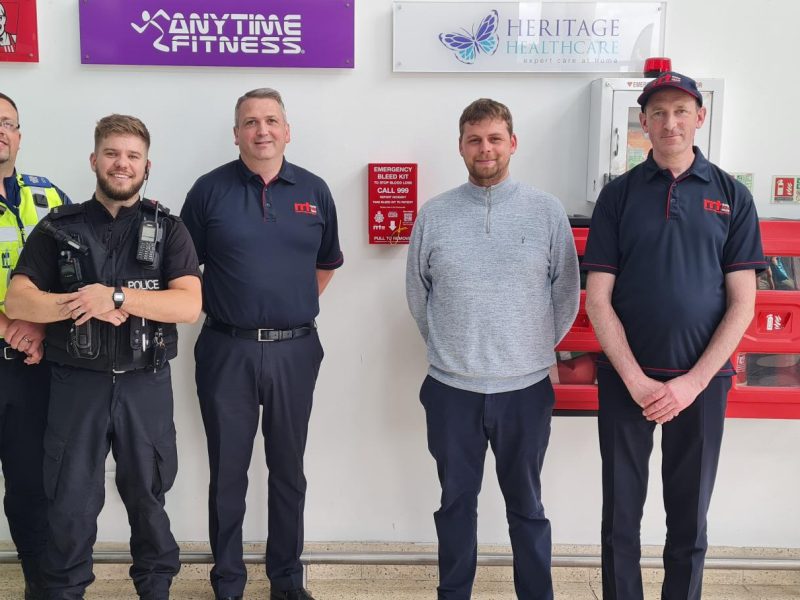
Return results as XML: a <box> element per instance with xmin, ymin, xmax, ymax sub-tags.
<box><xmin>439</xmin><ymin>10</ymin><xmax>499</xmax><ymax>65</ymax></box>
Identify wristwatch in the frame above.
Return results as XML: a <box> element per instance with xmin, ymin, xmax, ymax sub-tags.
<box><xmin>112</xmin><ymin>286</ymin><xmax>125</xmax><ymax>309</ymax></box>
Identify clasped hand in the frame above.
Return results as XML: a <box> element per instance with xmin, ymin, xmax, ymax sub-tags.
<box><xmin>58</xmin><ymin>284</ymin><xmax>129</xmax><ymax>327</ymax></box>
<box><xmin>630</xmin><ymin>374</ymin><xmax>703</xmax><ymax>425</ymax></box>
<box><xmin>4</xmin><ymin>320</ymin><xmax>45</xmax><ymax>365</ymax></box>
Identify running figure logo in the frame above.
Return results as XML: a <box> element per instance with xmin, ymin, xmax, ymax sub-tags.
<box><xmin>131</xmin><ymin>9</ymin><xmax>170</xmax><ymax>52</ymax></box>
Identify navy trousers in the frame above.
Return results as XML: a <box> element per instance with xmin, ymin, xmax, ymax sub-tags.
<box><xmin>420</xmin><ymin>375</ymin><xmax>555</xmax><ymax>600</ymax></box>
<box><xmin>597</xmin><ymin>368</ymin><xmax>730</xmax><ymax>600</ymax></box>
<box><xmin>195</xmin><ymin>326</ymin><xmax>324</xmax><ymax>598</ymax></box>
<box><xmin>41</xmin><ymin>365</ymin><xmax>180</xmax><ymax>600</ymax></box>
<box><xmin>0</xmin><ymin>356</ymin><xmax>50</xmax><ymax>596</ymax></box>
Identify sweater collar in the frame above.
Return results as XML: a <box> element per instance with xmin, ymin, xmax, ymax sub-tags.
<box><xmin>463</xmin><ymin>176</ymin><xmax>517</xmax><ymax>206</ymax></box>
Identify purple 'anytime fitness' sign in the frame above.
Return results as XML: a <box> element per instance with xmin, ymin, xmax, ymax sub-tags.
<box><xmin>79</xmin><ymin>0</ymin><xmax>354</xmax><ymax>68</ymax></box>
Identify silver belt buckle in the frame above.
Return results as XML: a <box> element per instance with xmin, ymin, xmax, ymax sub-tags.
<box><xmin>3</xmin><ymin>346</ymin><xmax>18</xmax><ymax>360</ymax></box>
<box><xmin>257</xmin><ymin>328</ymin><xmax>276</xmax><ymax>342</ymax></box>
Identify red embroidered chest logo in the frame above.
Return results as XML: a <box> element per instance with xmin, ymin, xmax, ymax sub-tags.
<box><xmin>703</xmin><ymin>199</ymin><xmax>730</xmax><ymax>215</ymax></box>
<box><xmin>294</xmin><ymin>202</ymin><xmax>318</xmax><ymax>216</ymax></box>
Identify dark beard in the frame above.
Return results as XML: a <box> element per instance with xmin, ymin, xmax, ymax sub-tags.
<box><xmin>96</xmin><ymin>172</ymin><xmax>144</xmax><ymax>202</ymax></box>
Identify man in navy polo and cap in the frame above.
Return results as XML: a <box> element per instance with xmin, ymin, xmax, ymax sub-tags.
<box><xmin>583</xmin><ymin>71</ymin><xmax>766</xmax><ymax>600</ymax></box>
<box><xmin>181</xmin><ymin>88</ymin><xmax>343</xmax><ymax>600</ymax></box>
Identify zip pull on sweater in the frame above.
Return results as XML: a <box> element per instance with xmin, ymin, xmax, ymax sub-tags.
<box><xmin>484</xmin><ymin>186</ymin><xmax>492</xmax><ymax>233</ymax></box>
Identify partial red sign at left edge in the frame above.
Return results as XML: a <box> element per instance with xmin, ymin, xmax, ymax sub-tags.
<box><xmin>0</xmin><ymin>0</ymin><xmax>38</xmax><ymax>63</ymax></box>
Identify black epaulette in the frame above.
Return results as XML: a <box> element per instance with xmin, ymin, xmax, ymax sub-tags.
<box><xmin>141</xmin><ymin>198</ymin><xmax>171</xmax><ymax>215</ymax></box>
<box><xmin>49</xmin><ymin>204</ymin><xmax>85</xmax><ymax>220</ymax></box>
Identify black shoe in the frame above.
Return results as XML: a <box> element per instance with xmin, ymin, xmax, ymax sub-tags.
<box><xmin>270</xmin><ymin>589</ymin><xmax>315</xmax><ymax>600</ymax></box>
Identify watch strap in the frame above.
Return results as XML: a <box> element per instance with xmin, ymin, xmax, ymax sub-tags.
<box><xmin>113</xmin><ymin>286</ymin><xmax>125</xmax><ymax>309</ymax></box>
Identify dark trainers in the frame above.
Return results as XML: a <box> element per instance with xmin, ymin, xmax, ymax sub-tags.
<box><xmin>270</xmin><ymin>589</ymin><xmax>316</xmax><ymax>600</ymax></box>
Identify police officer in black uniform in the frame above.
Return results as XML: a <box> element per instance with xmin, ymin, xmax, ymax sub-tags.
<box><xmin>6</xmin><ymin>114</ymin><xmax>202</xmax><ymax>600</ymax></box>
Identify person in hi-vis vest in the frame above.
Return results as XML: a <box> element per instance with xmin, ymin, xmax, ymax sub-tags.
<box><xmin>0</xmin><ymin>91</ymin><xmax>70</xmax><ymax>600</ymax></box>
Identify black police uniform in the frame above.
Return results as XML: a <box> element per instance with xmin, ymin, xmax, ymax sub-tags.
<box><xmin>12</xmin><ymin>197</ymin><xmax>200</xmax><ymax>600</ymax></box>
<box><xmin>181</xmin><ymin>158</ymin><xmax>343</xmax><ymax>598</ymax></box>
<box><xmin>583</xmin><ymin>148</ymin><xmax>766</xmax><ymax>600</ymax></box>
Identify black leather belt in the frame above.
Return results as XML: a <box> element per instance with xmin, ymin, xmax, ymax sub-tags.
<box><xmin>2</xmin><ymin>345</ymin><xmax>22</xmax><ymax>360</ymax></box>
<box><xmin>204</xmin><ymin>316</ymin><xmax>315</xmax><ymax>342</ymax></box>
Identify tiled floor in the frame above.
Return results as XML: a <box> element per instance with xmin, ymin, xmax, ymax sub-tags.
<box><xmin>2</xmin><ymin>571</ymin><xmax>800</xmax><ymax>599</ymax></box>
<box><xmin>2</xmin><ymin>543</ymin><xmax>799</xmax><ymax>599</ymax></box>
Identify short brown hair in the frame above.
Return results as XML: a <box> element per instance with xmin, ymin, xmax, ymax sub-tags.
<box><xmin>459</xmin><ymin>98</ymin><xmax>513</xmax><ymax>139</ymax></box>
<box><xmin>234</xmin><ymin>88</ymin><xmax>286</xmax><ymax>126</ymax></box>
<box><xmin>0</xmin><ymin>92</ymin><xmax>18</xmax><ymax>116</ymax></box>
<box><xmin>94</xmin><ymin>114</ymin><xmax>150</xmax><ymax>150</ymax></box>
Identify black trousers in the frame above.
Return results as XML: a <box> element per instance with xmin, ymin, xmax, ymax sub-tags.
<box><xmin>0</xmin><ymin>356</ymin><xmax>50</xmax><ymax>592</ymax></box>
<box><xmin>41</xmin><ymin>365</ymin><xmax>180</xmax><ymax>600</ymax></box>
<box><xmin>598</xmin><ymin>368</ymin><xmax>730</xmax><ymax>600</ymax></box>
<box><xmin>195</xmin><ymin>326</ymin><xmax>324</xmax><ymax>598</ymax></box>
<box><xmin>420</xmin><ymin>375</ymin><xmax>555</xmax><ymax>600</ymax></box>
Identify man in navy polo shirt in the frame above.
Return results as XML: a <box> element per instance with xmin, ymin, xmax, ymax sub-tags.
<box><xmin>181</xmin><ymin>88</ymin><xmax>343</xmax><ymax>600</ymax></box>
<box><xmin>584</xmin><ymin>72</ymin><xmax>766</xmax><ymax>600</ymax></box>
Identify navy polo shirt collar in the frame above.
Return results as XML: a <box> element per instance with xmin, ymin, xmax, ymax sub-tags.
<box><xmin>236</xmin><ymin>157</ymin><xmax>297</xmax><ymax>186</ymax></box>
<box><xmin>642</xmin><ymin>146</ymin><xmax>712</xmax><ymax>183</ymax></box>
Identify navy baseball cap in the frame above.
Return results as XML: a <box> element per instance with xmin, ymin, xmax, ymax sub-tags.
<box><xmin>637</xmin><ymin>71</ymin><xmax>703</xmax><ymax>109</ymax></box>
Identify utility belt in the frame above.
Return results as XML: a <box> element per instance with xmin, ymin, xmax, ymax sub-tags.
<box><xmin>204</xmin><ymin>316</ymin><xmax>316</xmax><ymax>342</ymax></box>
<box><xmin>46</xmin><ymin>317</ymin><xmax>176</xmax><ymax>373</ymax></box>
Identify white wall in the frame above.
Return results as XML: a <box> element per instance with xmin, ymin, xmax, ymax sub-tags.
<box><xmin>2</xmin><ymin>0</ymin><xmax>799</xmax><ymax>549</ymax></box>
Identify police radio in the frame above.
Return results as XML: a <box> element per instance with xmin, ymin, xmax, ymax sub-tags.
<box><xmin>136</xmin><ymin>201</ymin><xmax>162</xmax><ymax>269</ymax></box>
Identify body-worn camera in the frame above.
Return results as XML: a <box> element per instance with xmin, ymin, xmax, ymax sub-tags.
<box><xmin>40</xmin><ymin>223</ymin><xmax>99</xmax><ymax>360</ymax></box>
<box><xmin>59</xmin><ymin>251</ymin><xmax>83</xmax><ymax>289</ymax></box>
<box><xmin>58</xmin><ymin>246</ymin><xmax>99</xmax><ymax>360</ymax></box>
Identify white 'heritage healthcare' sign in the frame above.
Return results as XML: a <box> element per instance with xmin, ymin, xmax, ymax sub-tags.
<box><xmin>393</xmin><ymin>2</ymin><xmax>665</xmax><ymax>73</ymax></box>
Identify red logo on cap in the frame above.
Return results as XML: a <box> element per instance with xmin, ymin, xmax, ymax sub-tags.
<box><xmin>655</xmin><ymin>74</ymin><xmax>681</xmax><ymax>85</ymax></box>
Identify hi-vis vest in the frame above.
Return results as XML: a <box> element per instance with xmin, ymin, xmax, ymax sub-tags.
<box><xmin>0</xmin><ymin>174</ymin><xmax>64</xmax><ymax>314</ymax></box>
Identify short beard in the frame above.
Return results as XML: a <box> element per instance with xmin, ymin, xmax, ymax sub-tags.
<box><xmin>467</xmin><ymin>165</ymin><xmax>503</xmax><ymax>187</ymax></box>
<box><xmin>96</xmin><ymin>173</ymin><xmax>144</xmax><ymax>202</ymax></box>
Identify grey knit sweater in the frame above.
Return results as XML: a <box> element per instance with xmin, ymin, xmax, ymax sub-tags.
<box><xmin>405</xmin><ymin>177</ymin><xmax>580</xmax><ymax>394</ymax></box>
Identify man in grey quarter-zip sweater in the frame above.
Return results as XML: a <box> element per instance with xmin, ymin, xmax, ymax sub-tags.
<box><xmin>406</xmin><ymin>98</ymin><xmax>579</xmax><ymax>600</ymax></box>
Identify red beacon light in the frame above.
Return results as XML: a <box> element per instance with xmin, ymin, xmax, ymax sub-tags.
<box><xmin>643</xmin><ymin>57</ymin><xmax>672</xmax><ymax>77</ymax></box>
